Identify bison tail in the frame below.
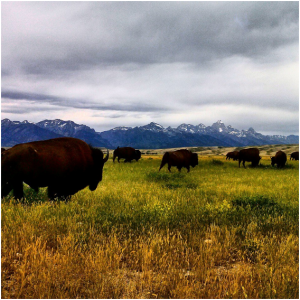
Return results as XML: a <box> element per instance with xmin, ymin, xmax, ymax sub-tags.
<box><xmin>159</xmin><ymin>152</ymin><xmax>169</xmax><ymax>171</ymax></box>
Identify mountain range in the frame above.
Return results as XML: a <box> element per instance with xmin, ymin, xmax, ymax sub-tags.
<box><xmin>1</xmin><ymin>118</ymin><xmax>298</xmax><ymax>149</ymax></box>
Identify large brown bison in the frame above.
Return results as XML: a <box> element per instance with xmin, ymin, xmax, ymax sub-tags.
<box><xmin>159</xmin><ymin>149</ymin><xmax>198</xmax><ymax>172</ymax></box>
<box><xmin>271</xmin><ymin>150</ymin><xmax>287</xmax><ymax>168</ymax></box>
<box><xmin>238</xmin><ymin>148</ymin><xmax>261</xmax><ymax>168</ymax></box>
<box><xmin>226</xmin><ymin>151</ymin><xmax>239</xmax><ymax>161</ymax></box>
<box><xmin>1</xmin><ymin>137</ymin><xmax>109</xmax><ymax>200</ymax></box>
<box><xmin>290</xmin><ymin>151</ymin><xmax>299</xmax><ymax>161</ymax></box>
<box><xmin>113</xmin><ymin>147</ymin><xmax>141</xmax><ymax>163</ymax></box>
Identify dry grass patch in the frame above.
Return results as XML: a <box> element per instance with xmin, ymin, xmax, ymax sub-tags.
<box><xmin>2</xmin><ymin>151</ymin><xmax>299</xmax><ymax>298</ymax></box>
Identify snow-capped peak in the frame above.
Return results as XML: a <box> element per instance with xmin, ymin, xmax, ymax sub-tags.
<box><xmin>113</xmin><ymin>126</ymin><xmax>131</xmax><ymax>131</ymax></box>
<box><xmin>141</xmin><ymin>122</ymin><xmax>165</xmax><ymax>131</ymax></box>
<box><xmin>177</xmin><ymin>124</ymin><xmax>197</xmax><ymax>133</ymax></box>
<box><xmin>211</xmin><ymin>120</ymin><xmax>227</xmax><ymax>132</ymax></box>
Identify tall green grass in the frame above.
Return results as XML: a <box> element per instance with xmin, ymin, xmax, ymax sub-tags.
<box><xmin>2</xmin><ymin>156</ymin><xmax>299</xmax><ymax>298</ymax></box>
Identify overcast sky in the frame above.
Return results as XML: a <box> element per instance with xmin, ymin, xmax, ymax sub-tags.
<box><xmin>1</xmin><ymin>1</ymin><xmax>299</xmax><ymax>135</ymax></box>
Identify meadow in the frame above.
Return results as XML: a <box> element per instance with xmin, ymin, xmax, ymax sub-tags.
<box><xmin>1</xmin><ymin>145</ymin><xmax>299</xmax><ymax>298</ymax></box>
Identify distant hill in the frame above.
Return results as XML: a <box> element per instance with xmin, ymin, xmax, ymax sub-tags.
<box><xmin>1</xmin><ymin>119</ymin><xmax>63</xmax><ymax>147</ymax></box>
<box><xmin>100</xmin><ymin>120</ymin><xmax>298</xmax><ymax>148</ymax></box>
<box><xmin>1</xmin><ymin>119</ymin><xmax>112</xmax><ymax>148</ymax></box>
<box><xmin>1</xmin><ymin>118</ymin><xmax>299</xmax><ymax>148</ymax></box>
<box><xmin>36</xmin><ymin>119</ymin><xmax>113</xmax><ymax>148</ymax></box>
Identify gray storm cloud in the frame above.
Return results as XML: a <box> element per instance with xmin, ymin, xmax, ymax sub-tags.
<box><xmin>1</xmin><ymin>1</ymin><xmax>299</xmax><ymax>135</ymax></box>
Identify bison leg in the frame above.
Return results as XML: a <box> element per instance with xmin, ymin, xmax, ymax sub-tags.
<box><xmin>13</xmin><ymin>181</ymin><xmax>24</xmax><ymax>200</ymax></box>
<box><xmin>186</xmin><ymin>166</ymin><xmax>190</xmax><ymax>173</ymax></box>
<box><xmin>48</xmin><ymin>186</ymin><xmax>58</xmax><ymax>200</ymax></box>
<box><xmin>1</xmin><ymin>181</ymin><xmax>13</xmax><ymax>198</ymax></box>
<box><xmin>159</xmin><ymin>161</ymin><xmax>166</xmax><ymax>172</ymax></box>
<box><xmin>168</xmin><ymin>164</ymin><xmax>172</xmax><ymax>172</ymax></box>
<box><xmin>177</xmin><ymin>166</ymin><xmax>182</xmax><ymax>172</ymax></box>
<box><xmin>238</xmin><ymin>159</ymin><xmax>241</xmax><ymax>168</ymax></box>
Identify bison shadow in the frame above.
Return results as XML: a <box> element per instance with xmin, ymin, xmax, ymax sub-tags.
<box><xmin>146</xmin><ymin>171</ymin><xmax>186</xmax><ymax>183</ymax></box>
<box><xmin>146</xmin><ymin>171</ymin><xmax>198</xmax><ymax>190</ymax></box>
<box><xmin>210</xmin><ymin>159</ymin><xmax>224</xmax><ymax>166</ymax></box>
<box><xmin>255</xmin><ymin>163</ymin><xmax>296</xmax><ymax>170</ymax></box>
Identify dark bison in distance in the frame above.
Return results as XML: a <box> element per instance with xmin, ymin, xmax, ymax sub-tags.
<box><xmin>290</xmin><ymin>151</ymin><xmax>299</xmax><ymax>161</ymax></box>
<box><xmin>113</xmin><ymin>147</ymin><xmax>141</xmax><ymax>163</ymax></box>
<box><xmin>271</xmin><ymin>150</ymin><xmax>287</xmax><ymax>168</ymax></box>
<box><xmin>159</xmin><ymin>149</ymin><xmax>198</xmax><ymax>172</ymax></box>
<box><xmin>238</xmin><ymin>148</ymin><xmax>261</xmax><ymax>168</ymax></box>
<box><xmin>1</xmin><ymin>137</ymin><xmax>109</xmax><ymax>200</ymax></box>
<box><xmin>226</xmin><ymin>151</ymin><xmax>239</xmax><ymax>161</ymax></box>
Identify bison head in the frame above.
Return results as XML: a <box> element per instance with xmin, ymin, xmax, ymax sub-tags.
<box><xmin>89</xmin><ymin>148</ymin><xmax>109</xmax><ymax>191</ymax></box>
<box><xmin>191</xmin><ymin>153</ymin><xmax>199</xmax><ymax>168</ymax></box>
<box><xmin>135</xmin><ymin>150</ymin><xmax>142</xmax><ymax>161</ymax></box>
<box><xmin>271</xmin><ymin>156</ymin><xmax>276</xmax><ymax>166</ymax></box>
<box><xmin>252</xmin><ymin>156</ymin><xmax>261</xmax><ymax>167</ymax></box>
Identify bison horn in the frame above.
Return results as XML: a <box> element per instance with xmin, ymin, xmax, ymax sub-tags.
<box><xmin>103</xmin><ymin>149</ymin><xmax>109</xmax><ymax>163</ymax></box>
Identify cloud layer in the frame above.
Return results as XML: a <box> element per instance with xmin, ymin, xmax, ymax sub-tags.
<box><xmin>1</xmin><ymin>2</ymin><xmax>299</xmax><ymax>135</ymax></box>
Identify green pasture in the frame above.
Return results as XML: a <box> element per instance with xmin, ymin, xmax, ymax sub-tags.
<box><xmin>1</xmin><ymin>155</ymin><xmax>299</xmax><ymax>298</ymax></box>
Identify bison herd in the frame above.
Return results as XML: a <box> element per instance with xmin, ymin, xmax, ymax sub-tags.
<box><xmin>1</xmin><ymin>137</ymin><xmax>298</xmax><ymax>200</ymax></box>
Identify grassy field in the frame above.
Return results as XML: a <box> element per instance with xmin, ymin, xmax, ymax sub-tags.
<box><xmin>1</xmin><ymin>145</ymin><xmax>299</xmax><ymax>298</ymax></box>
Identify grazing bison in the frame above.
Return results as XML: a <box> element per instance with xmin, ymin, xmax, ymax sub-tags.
<box><xmin>271</xmin><ymin>150</ymin><xmax>287</xmax><ymax>168</ymax></box>
<box><xmin>226</xmin><ymin>151</ymin><xmax>239</xmax><ymax>161</ymax></box>
<box><xmin>290</xmin><ymin>151</ymin><xmax>299</xmax><ymax>161</ymax></box>
<box><xmin>238</xmin><ymin>148</ymin><xmax>261</xmax><ymax>168</ymax></box>
<box><xmin>113</xmin><ymin>147</ymin><xmax>141</xmax><ymax>163</ymax></box>
<box><xmin>1</xmin><ymin>148</ymin><xmax>6</xmax><ymax>154</ymax></box>
<box><xmin>159</xmin><ymin>149</ymin><xmax>198</xmax><ymax>172</ymax></box>
<box><xmin>1</xmin><ymin>137</ymin><xmax>109</xmax><ymax>200</ymax></box>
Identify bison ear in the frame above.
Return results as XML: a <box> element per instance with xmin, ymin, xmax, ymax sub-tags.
<box><xmin>103</xmin><ymin>149</ymin><xmax>109</xmax><ymax>163</ymax></box>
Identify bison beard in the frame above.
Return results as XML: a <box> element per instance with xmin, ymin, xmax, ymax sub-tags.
<box><xmin>1</xmin><ymin>137</ymin><xmax>109</xmax><ymax>200</ymax></box>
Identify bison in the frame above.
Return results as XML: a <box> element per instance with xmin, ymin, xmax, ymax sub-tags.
<box><xmin>1</xmin><ymin>148</ymin><xmax>6</xmax><ymax>154</ymax></box>
<box><xmin>1</xmin><ymin>137</ymin><xmax>109</xmax><ymax>200</ymax></box>
<box><xmin>271</xmin><ymin>150</ymin><xmax>287</xmax><ymax>168</ymax></box>
<box><xmin>113</xmin><ymin>147</ymin><xmax>141</xmax><ymax>163</ymax></box>
<box><xmin>159</xmin><ymin>149</ymin><xmax>198</xmax><ymax>172</ymax></box>
<box><xmin>290</xmin><ymin>151</ymin><xmax>299</xmax><ymax>161</ymax></box>
<box><xmin>238</xmin><ymin>148</ymin><xmax>261</xmax><ymax>168</ymax></box>
<box><xmin>226</xmin><ymin>151</ymin><xmax>239</xmax><ymax>161</ymax></box>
